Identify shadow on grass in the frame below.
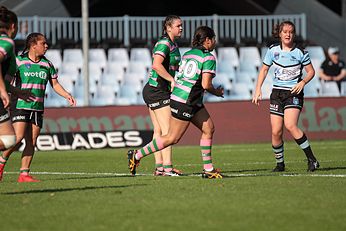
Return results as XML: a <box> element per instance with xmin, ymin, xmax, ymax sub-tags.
<box><xmin>318</xmin><ymin>166</ymin><xmax>346</xmax><ymax>171</ymax></box>
<box><xmin>2</xmin><ymin>184</ymin><xmax>146</xmax><ymax>195</ymax></box>
<box><xmin>51</xmin><ymin>174</ymin><xmax>134</xmax><ymax>181</ymax></box>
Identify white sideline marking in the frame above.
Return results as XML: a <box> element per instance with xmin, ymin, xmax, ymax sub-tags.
<box><xmin>5</xmin><ymin>171</ymin><xmax>346</xmax><ymax>178</ymax></box>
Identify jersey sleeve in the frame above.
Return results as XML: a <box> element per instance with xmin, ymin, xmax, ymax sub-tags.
<box><xmin>0</xmin><ymin>40</ymin><xmax>13</xmax><ymax>58</ymax></box>
<box><xmin>153</xmin><ymin>39</ymin><xmax>170</xmax><ymax>58</ymax></box>
<box><xmin>263</xmin><ymin>48</ymin><xmax>273</xmax><ymax>66</ymax></box>
<box><xmin>48</xmin><ymin>61</ymin><xmax>58</xmax><ymax>79</ymax></box>
<box><xmin>202</xmin><ymin>54</ymin><xmax>216</xmax><ymax>77</ymax></box>
<box><xmin>301</xmin><ymin>50</ymin><xmax>311</xmax><ymax>66</ymax></box>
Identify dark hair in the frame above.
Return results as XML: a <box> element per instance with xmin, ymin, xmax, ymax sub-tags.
<box><xmin>191</xmin><ymin>26</ymin><xmax>215</xmax><ymax>48</ymax></box>
<box><xmin>0</xmin><ymin>6</ymin><xmax>18</xmax><ymax>32</ymax></box>
<box><xmin>21</xmin><ymin>32</ymin><xmax>45</xmax><ymax>54</ymax></box>
<box><xmin>162</xmin><ymin>15</ymin><xmax>181</xmax><ymax>36</ymax></box>
<box><xmin>272</xmin><ymin>21</ymin><xmax>296</xmax><ymax>38</ymax></box>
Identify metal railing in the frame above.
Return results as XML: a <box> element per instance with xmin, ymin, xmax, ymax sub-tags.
<box><xmin>17</xmin><ymin>14</ymin><xmax>306</xmax><ymax>47</ymax></box>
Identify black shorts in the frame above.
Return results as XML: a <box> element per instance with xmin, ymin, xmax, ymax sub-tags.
<box><xmin>170</xmin><ymin>100</ymin><xmax>204</xmax><ymax>121</ymax></box>
<box><xmin>0</xmin><ymin>102</ymin><xmax>10</xmax><ymax>123</ymax></box>
<box><xmin>270</xmin><ymin>88</ymin><xmax>304</xmax><ymax>117</ymax></box>
<box><xmin>142</xmin><ymin>83</ymin><xmax>170</xmax><ymax>110</ymax></box>
<box><xmin>11</xmin><ymin>109</ymin><xmax>44</xmax><ymax>128</ymax></box>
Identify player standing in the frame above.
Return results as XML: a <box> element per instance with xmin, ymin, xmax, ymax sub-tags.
<box><xmin>128</xmin><ymin>26</ymin><xmax>224</xmax><ymax>179</ymax></box>
<box><xmin>0</xmin><ymin>33</ymin><xmax>76</xmax><ymax>182</ymax></box>
<box><xmin>252</xmin><ymin>21</ymin><xmax>319</xmax><ymax>172</ymax></box>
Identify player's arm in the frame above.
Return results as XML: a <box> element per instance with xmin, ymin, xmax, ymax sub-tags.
<box><xmin>252</xmin><ymin>64</ymin><xmax>269</xmax><ymax>105</ymax></box>
<box><xmin>49</xmin><ymin>78</ymin><xmax>76</xmax><ymax>106</ymax></box>
<box><xmin>291</xmin><ymin>63</ymin><xmax>315</xmax><ymax>94</ymax></box>
<box><xmin>152</xmin><ymin>54</ymin><xmax>175</xmax><ymax>90</ymax></box>
<box><xmin>202</xmin><ymin>72</ymin><xmax>223</xmax><ymax>97</ymax></box>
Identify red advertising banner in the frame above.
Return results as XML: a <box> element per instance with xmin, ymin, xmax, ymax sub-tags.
<box><xmin>43</xmin><ymin>97</ymin><xmax>346</xmax><ymax>145</ymax></box>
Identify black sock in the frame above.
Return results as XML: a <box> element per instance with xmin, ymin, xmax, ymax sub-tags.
<box><xmin>295</xmin><ymin>133</ymin><xmax>317</xmax><ymax>162</ymax></box>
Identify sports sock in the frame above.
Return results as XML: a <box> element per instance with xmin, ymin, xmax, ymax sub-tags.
<box><xmin>200</xmin><ymin>139</ymin><xmax>214</xmax><ymax>171</ymax></box>
<box><xmin>163</xmin><ymin>164</ymin><xmax>173</xmax><ymax>172</ymax></box>
<box><xmin>19</xmin><ymin>168</ymin><xmax>30</xmax><ymax>176</ymax></box>
<box><xmin>295</xmin><ymin>133</ymin><xmax>317</xmax><ymax>161</ymax></box>
<box><xmin>135</xmin><ymin>138</ymin><xmax>164</xmax><ymax>160</ymax></box>
<box><xmin>155</xmin><ymin>163</ymin><xmax>163</xmax><ymax>172</ymax></box>
<box><xmin>0</xmin><ymin>155</ymin><xmax>8</xmax><ymax>165</ymax></box>
<box><xmin>272</xmin><ymin>143</ymin><xmax>284</xmax><ymax>163</ymax></box>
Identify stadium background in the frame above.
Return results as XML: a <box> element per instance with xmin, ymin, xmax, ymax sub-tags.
<box><xmin>3</xmin><ymin>0</ymin><xmax>346</xmax><ymax>150</ymax></box>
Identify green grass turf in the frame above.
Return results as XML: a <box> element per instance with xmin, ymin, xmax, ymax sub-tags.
<box><xmin>0</xmin><ymin>140</ymin><xmax>345</xmax><ymax>231</ymax></box>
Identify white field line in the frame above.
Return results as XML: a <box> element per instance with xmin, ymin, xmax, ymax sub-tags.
<box><xmin>4</xmin><ymin>171</ymin><xmax>346</xmax><ymax>178</ymax></box>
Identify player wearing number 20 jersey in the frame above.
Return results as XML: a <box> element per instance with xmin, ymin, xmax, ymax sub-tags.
<box><xmin>171</xmin><ymin>47</ymin><xmax>216</xmax><ymax>107</ymax></box>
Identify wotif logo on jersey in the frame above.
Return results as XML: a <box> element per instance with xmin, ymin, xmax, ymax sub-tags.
<box><xmin>23</xmin><ymin>71</ymin><xmax>47</xmax><ymax>80</ymax></box>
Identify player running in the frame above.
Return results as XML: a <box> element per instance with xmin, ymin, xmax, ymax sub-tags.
<box><xmin>128</xmin><ymin>26</ymin><xmax>224</xmax><ymax>179</ymax></box>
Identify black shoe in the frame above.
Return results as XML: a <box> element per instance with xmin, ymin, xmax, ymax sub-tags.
<box><xmin>272</xmin><ymin>162</ymin><xmax>285</xmax><ymax>172</ymax></box>
<box><xmin>307</xmin><ymin>160</ymin><xmax>320</xmax><ymax>172</ymax></box>
<box><xmin>127</xmin><ymin>150</ymin><xmax>140</xmax><ymax>176</ymax></box>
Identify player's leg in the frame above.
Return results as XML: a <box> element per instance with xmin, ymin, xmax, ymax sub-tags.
<box><xmin>153</xmin><ymin>106</ymin><xmax>181</xmax><ymax>176</ymax></box>
<box><xmin>284</xmin><ymin>108</ymin><xmax>319</xmax><ymax>171</ymax></box>
<box><xmin>0</xmin><ymin>119</ymin><xmax>15</xmax><ymax>151</ymax></box>
<box><xmin>270</xmin><ymin>114</ymin><xmax>285</xmax><ymax>172</ymax></box>
<box><xmin>191</xmin><ymin>108</ymin><xmax>222</xmax><ymax>179</ymax></box>
<box><xmin>18</xmin><ymin>123</ymin><xmax>41</xmax><ymax>182</ymax></box>
<box><xmin>127</xmin><ymin>117</ymin><xmax>189</xmax><ymax>175</ymax></box>
<box><xmin>0</xmin><ymin>121</ymin><xmax>26</xmax><ymax>181</ymax></box>
<box><xmin>149</xmin><ymin>108</ymin><xmax>164</xmax><ymax>175</ymax></box>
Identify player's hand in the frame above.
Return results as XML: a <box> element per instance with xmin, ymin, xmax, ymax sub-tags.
<box><xmin>252</xmin><ymin>90</ymin><xmax>262</xmax><ymax>106</ymax></box>
<box><xmin>67</xmin><ymin>95</ymin><xmax>77</xmax><ymax>107</ymax></box>
<box><xmin>0</xmin><ymin>90</ymin><xmax>10</xmax><ymax>108</ymax></box>
<box><xmin>291</xmin><ymin>81</ymin><xmax>305</xmax><ymax>94</ymax></box>
<box><xmin>214</xmin><ymin>85</ymin><xmax>224</xmax><ymax>98</ymax></box>
<box><xmin>170</xmin><ymin>80</ymin><xmax>175</xmax><ymax>92</ymax></box>
<box><xmin>18</xmin><ymin>89</ymin><xmax>35</xmax><ymax>102</ymax></box>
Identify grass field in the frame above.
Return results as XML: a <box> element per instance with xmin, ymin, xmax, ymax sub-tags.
<box><xmin>1</xmin><ymin>140</ymin><xmax>345</xmax><ymax>231</ymax></box>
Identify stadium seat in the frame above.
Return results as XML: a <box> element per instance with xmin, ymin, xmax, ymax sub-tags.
<box><xmin>58</xmin><ymin>62</ymin><xmax>80</xmax><ymax>84</ymax></box>
<box><xmin>122</xmin><ymin>72</ymin><xmax>146</xmax><ymax>90</ymax></box>
<box><xmin>261</xmin><ymin>80</ymin><xmax>272</xmax><ymax>99</ymax></box>
<box><xmin>239</xmin><ymin>46</ymin><xmax>262</xmax><ymax>69</ymax></box>
<box><xmin>320</xmin><ymin>81</ymin><xmax>341</xmax><ymax>97</ymax></box>
<box><xmin>88</xmin><ymin>62</ymin><xmax>103</xmax><ymax>85</ymax></box>
<box><xmin>129</xmin><ymin>47</ymin><xmax>152</xmax><ymax>70</ymax></box>
<box><xmin>45</xmin><ymin>49</ymin><xmax>62</xmax><ymax>71</ymax></box>
<box><xmin>116</xmin><ymin>83</ymin><xmax>142</xmax><ymax>105</ymax></box>
<box><xmin>235</xmin><ymin>72</ymin><xmax>255</xmax><ymax>87</ymax></box>
<box><xmin>107</xmin><ymin>48</ymin><xmax>130</xmax><ymax>71</ymax></box>
<box><xmin>217</xmin><ymin>47</ymin><xmax>240</xmax><ymax>69</ymax></box>
<box><xmin>237</xmin><ymin>62</ymin><xmax>258</xmax><ymax>82</ymax></box>
<box><xmin>126</xmin><ymin>62</ymin><xmax>149</xmax><ymax>85</ymax></box>
<box><xmin>228</xmin><ymin>82</ymin><xmax>252</xmax><ymax>100</ymax></box>
<box><xmin>89</xmin><ymin>48</ymin><xmax>107</xmax><ymax>70</ymax></box>
<box><xmin>62</xmin><ymin>48</ymin><xmax>83</xmax><ymax>71</ymax></box>
<box><xmin>101</xmin><ymin>73</ymin><xmax>124</xmax><ymax>87</ymax></box>
<box><xmin>212</xmin><ymin>73</ymin><xmax>232</xmax><ymax>96</ymax></box>
<box><xmin>90</xmin><ymin>85</ymin><xmax>119</xmax><ymax>106</ymax></box>
<box><xmin>341</xmin><ymin>82</ymin><xmax>346</xmax><ymax>96</ymax></box>
<box><xmin>306</xmin><ymin>46</ymin><xmax>326</xmax><ymax>62</ymax></box>
<box><xmin>217</xmin><ymin>61</ymin><xmax>236</xmax><ymax>83</ymax></box>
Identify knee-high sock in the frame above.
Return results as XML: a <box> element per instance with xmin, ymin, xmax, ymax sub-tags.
<box><xmin>272</xmin><ymin>143</ymin><xmax>284</xmax><ymax>163</ymax></box>
<box><xmin>295</xmin><ymin>133</ymin><xmax>317</xmax><ymax>162</ymax></box>
<box><xmin>200</xmin><ymin>139</ymin><xmax>213</xmax><ymax>171</ymax></box>
<box><xmin>135</xmin><ymin>138</ymin><xmax>164</xmax><ymax>160</ymax></box>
